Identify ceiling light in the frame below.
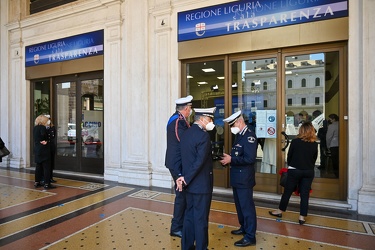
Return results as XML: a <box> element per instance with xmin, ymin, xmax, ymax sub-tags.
<box><xmin>217</xmin><ymin>76</ymin><xmax>225</xmax><ymax>80</ymax></box>
<box><xmin>187</xmin><ymin>75</ymin><xmax>193</xmax><ymax>79</ymax></box>
<box><xmin>197</xmin><ymin>81</ymin><xmax>208</xmax><ymax>84</ymax></box>
<box><xmin>202</xmin><ymin>68</ymin><xmax>215</xmax><ymax>72</ymax></box>
<box><xmin>211</xmin><ymin>85</ymin><xmax>219</xmax><ymax>91</ymax></box>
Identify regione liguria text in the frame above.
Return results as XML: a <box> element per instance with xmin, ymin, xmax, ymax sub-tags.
<box><xmin>25</xmin><ymin>30</ymin><xmax>104</xmax><ymax>67</ymax></box>
<box><xmin>177</xmin><ymin>0</ymin><xmax>348</xmax><ymax>42</ymax></box>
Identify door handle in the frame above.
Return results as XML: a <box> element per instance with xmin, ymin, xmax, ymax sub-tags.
<box><xmin>281</xmin><ymin>131</ymin><xmax>289</xmax><ymax>151</ymax></box>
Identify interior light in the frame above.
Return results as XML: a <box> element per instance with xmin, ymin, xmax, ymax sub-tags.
<box><xmin>211</xmin><ymin>85</ymin><xmax>219</xmax><ymax>91</ymax></box>
<box><xmin>217</xmin><ymin>76</ymin><xmax>225</xmax><ymax>80</ymax></box>
<box><xmin>197</xmin><ymin>81</ymin><xmax>208</xmax><ymax>84</ymax></box>
<box><xmin>202</xmin><ymin>68</ymin><xmax>216</xmax><ymax>72</ymax></box>
<box><xmin>187</xmin><ymin>75</ymin><xmax>193</xmax><ymax>79</ymax></box>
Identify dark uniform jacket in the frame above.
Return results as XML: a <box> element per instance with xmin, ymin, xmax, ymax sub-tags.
<box><xmin>33</xmin><ymin>125</ymin><xmax>50</xmax><ymax>164</ymax></box>
<box><xmin>180</xmin><ymin>124</ymin><xmax>213</xmax><ymax>194</ymax></box>
<box><xmin>230</xmin><ymin>126</ymin><xmax>257</xmax><ymax>189</ymax></box>
<box><xmin>165</xmin><ymin>111</ymin><xmax>190</xmax><ymax>180</ymax></box>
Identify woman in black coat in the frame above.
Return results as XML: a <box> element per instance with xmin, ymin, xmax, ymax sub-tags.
<box><xmin>33</xmin><ymin>115</ymin><xmax>55</xmax><ymax>189</ymax></box>
<box><xmin>269</xmin><ymin>122</ymin><xmax>318</xmax><ymax>225</ymax></box>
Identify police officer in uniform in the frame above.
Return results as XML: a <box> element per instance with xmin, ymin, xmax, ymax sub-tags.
<box><xmin>176</xmin><ymin>107</ymin><xmax>216</xmax><ymax>250</ymax></box>
<box><xmin>220</xmin><ymin>110</ymin><xmax>257</xmax><ymax>247</ymax></box>
<box><xmin>165</xmin><ymin>95</ymin><xmax>193</xmax><ymax>238</ymax></box>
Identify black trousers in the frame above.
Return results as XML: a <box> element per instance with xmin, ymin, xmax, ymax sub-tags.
<box><xmin>279</xmin><ymin>168</ymin><xmax>314</xmax><ymax>216</ymax></box>
<box><xmin>35</xmin><ymin>159</ymin><xmax>51</xmax><ymax>185</ymax></box>
<box><xmin>330</xmin><ymin>147</ymin><xmax>339</xmax><ymax>177</ymax></box>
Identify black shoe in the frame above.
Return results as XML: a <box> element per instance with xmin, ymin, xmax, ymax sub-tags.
<box><xmin>34</xmin><ymin>182</ymin><xmax>43</xmax><ymax>188</ymax></box>
<box><xmin>269</xmin><ymin>211</ymin><xmax>282</xmax><ymax>218</ymax></box>
<box><xmin>170</xmin><ymin>230</ymin><xmax>182</xmax><ymax>238</ymax></box>
<box><xmin>44</xmin><ymin>184</ymin><xmax>56</xmax><ymax>189</ymax></box>
<box><xmin>50</xmin><ymin>179</ymin><xmax>57</xmax><ymax>183</ymax></box>
<box><xmin>234</xmin><ymin>238</ymin><xmax>256</xmax><ymax>247</ymax></box>
<box><xmin>299</xmin><ymin>219</ymin><xmax>306</xmax><ymax>225</ymax></box>
<box><xmin>231</xmin><ymin>229</ymin><xmax>245</xmax><ymax>235</ymax></box>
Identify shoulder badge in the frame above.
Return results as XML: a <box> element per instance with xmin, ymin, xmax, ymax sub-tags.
<box><xmin>248</xmin><ymin>136</ymin><xmax>256</xmax><ymax>143</ymax></box>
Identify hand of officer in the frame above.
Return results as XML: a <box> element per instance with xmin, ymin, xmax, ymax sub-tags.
<box><xmin>219</xmin><ymin>153</ymin><xmax>231</xmax><ymax>166</ymax></box>
<box><xmin>176</xmin><ymin>176</ymin><xmax>186</xmax><ymax>192</ymax></box>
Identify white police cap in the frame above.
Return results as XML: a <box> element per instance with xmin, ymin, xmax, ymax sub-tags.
<box><xmin>194</xmin><ymin>107</ymin><xmax>216</xmax><ymax>118</ymax></box>
<box><xmin>223</xmin><ymin>110</ymin><xmax>242</xmax><ymax>126</ymax></box>
<box><xmin>175</xmin><ymin>95</ymin><xmax>193</xmax><ymax>106</ymax></box>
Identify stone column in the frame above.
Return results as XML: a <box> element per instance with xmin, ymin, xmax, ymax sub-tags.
<box><xmin>348</xmin><ymin>0</ymin><xmax>375</xmax><ymax>215</ymax></box>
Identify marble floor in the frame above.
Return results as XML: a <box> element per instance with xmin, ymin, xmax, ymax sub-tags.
<box><xmin>0</xmin><ymin>168</ymin><xmax>374</xmax><ymax>250</ymax></box>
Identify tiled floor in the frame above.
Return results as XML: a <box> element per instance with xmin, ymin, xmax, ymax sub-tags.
<box><xmin>0</xmin><ymin>168</ymin><xmax>374</xmax><ymax>249</ymax></box>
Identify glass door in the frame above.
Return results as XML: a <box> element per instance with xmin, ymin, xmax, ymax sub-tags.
<box><xmin>55</xmin><ymin>81</ymin><xmax>77</xmax><ymax>171</ymax></box>
<box><xmin>231</xmin><ymin>56</ymin><xmax>278</xmax><ymax>193</ymax></box>
<box><xmin>182</xmin><ymin>44</ymin><xmax>347</xmax><ymax>200</ymax></box>
<box><xmin>54</xmin><ymin>72</ymin><xmax>104</xmax><ymax>174</ymax></box>
<box><xmin>184</xmin><ymin>58</ymin><xmax>227</xmax><ymax>187</ymax></box>
<box><xmin>282</xmin><ymin>50</ymin><xmax>346</xmax><ymax>200</ymax></box>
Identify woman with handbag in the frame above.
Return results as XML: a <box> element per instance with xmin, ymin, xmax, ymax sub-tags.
<box><xmin>269</xmin><ymin>122</ymin><xmax>318</xmax><ymax>225</ymax></box>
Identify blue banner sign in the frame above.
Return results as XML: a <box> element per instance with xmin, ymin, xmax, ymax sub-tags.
<box><xmin>178</xmin><ymin>0</ymin><xmax>348</xmax><ymax>42</ymax></box>
<box><xmin>25</xmin><ymin>30</ymin><xmax>104</xmax><ymax>67</ymax></box>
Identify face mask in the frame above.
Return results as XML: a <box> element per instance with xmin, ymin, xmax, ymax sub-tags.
<box><xmin>231</xmin><ymin>127</ymin><xmax>241</xmax><ymax>135</ymax></box>
<box><xmin>202</xmin><ymin>118</ymin><xmax>215</xmax><ymax>131</ymax></box>
<box><xmin>205</xmin><ymin>121</ymin><xmax>215</xmax><ymax>131</ymax></box>
<box><xmin>47</xmin><ymin>120</ymin><xmax>51</xmax><ymax>125</ymax></box>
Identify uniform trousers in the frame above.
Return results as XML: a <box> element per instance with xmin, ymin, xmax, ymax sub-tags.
<box><xmin>171</xmin><ymin>181</ymin><xmax>186</xmax><ymax>232</ymax></box>
<box><xmin>279</xmin><ymin>168</ymin><xmax>314</xmax><ymax>216</ymax></box>
<box><xmin>233</xmin><ymin>187</ymin><xmax>257</xmax><ymax>240</ymax></box>
<box><xmin>182</xmin><ymin>191</ymin><xmax>212</xmax><ymax>250</ymax></box>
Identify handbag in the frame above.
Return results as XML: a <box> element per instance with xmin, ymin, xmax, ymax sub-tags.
<box><xmin>0</xmin><ymin>146</ymin><xmax>10</xmax><ymax>157</ymax></box>
<box><xmin>279</xmin><ymin>168</ymin><xmax>288</xmax><ymax>187</ymax></box>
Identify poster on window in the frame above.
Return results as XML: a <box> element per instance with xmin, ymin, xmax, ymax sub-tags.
<box><xmin>256</xmin><ymin>110</ymin><xmax>277</xmax><ymax>138</ymax></box>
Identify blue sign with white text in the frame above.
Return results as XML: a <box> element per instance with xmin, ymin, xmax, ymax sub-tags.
<box><xmin>178</xmin><ymin>0</ymin><xmax>348</xmax><ymax>42</ymax></box>
<box><xmin>25</xmin><ymin>30</ymin><xmax>104</xmax><ymax>67</ymax></box>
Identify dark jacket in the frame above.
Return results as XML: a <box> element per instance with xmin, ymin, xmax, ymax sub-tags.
<box><xmin>165</xmin><ymin>111</ymin><xmax>190</xmax><ymax>179</ymax></box>
<box><xmin>180</xmin><ymin>124</ymin><xmax>213</xmax><ymax>194</ymax></box>
<box><xmin>0</xmin><ymin>137</ymin><xmax>4</xmax><ymax>162</ymax></box>
<box><xmin>46</xmin><ymin>126</ymin><xmax>56</xmax><ymax>154</ymax></box>
<box><xmin>287</xmin><ymin>138</ymin><xmax>318</xmax><ymax>170</ymax></box>
<box><xmin>33</xmin><ymin>125</ymin><xmax>51</xmax><ymax>163</ymax></box>
<box><xmin>229</xmin><ymin>126</ymin><xmax>257</xmax><ymax>188</ymax></box>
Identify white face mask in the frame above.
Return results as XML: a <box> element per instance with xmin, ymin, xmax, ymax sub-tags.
<box><xmin>205</xmin><ymin>121</ymin><xmax>215</xmax><ymax>131</ymax></box>
<box><xmin>202</xmin><ymin>118</ymin><xmax>215</xmax><ymax>131</ymax></box>
<box><xmin>47</xmin><ymin>120</ymin><xmax>51</xmax><ymax>125</ymax></box>
<box><xmin>231</xmin><ymin>126</ymin><xmax>240</xmax><ymax>135</ymax></box>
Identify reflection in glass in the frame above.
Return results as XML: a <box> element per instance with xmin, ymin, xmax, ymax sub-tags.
<box><xmin>56</xmin><ymin>82</ymin><xmax>77</xmax><ymax>157</ymax></box>
<box><xmin>81</xmin><ymin>79</ymin><xmax>104</xmax><ymax>159</ymax></box>
<box><xmin>232</xmin><ymin>58</ymin><xmax>277</xmax><ymax>174</ymax></box>
<box><xmin>186</xmin><ymin>60</ymin><xmax>225</xmax><ymax>170</ymax></box>
<box><xmin>284</xmin><ymin>52</ymin><xmax>339</xmax><ymax>179</ymax></box>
